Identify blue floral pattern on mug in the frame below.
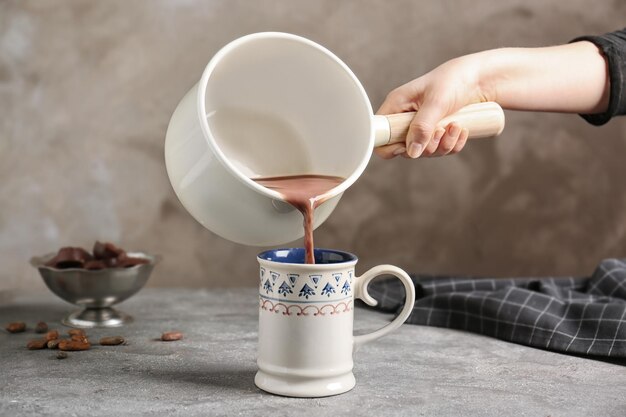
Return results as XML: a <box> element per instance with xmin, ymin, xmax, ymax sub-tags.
<box><xmin>321</xmin><ymin>282</ymin><xmax>335</xmax><ymax>297</ymax></box>
<box><xmin>299</xmin><ymin>284</ymin><xmax>315</xmax><ymax>299</ymax></box>
<box><xmin>278</xmin><ymin>281</ymin><xmax>293</xmax><ymax>296</ymax></box>
<box><xmin>341</xmin><ymin>280</ymin><xmax>351</xmax><ymax>295</ymax></box>
<box><xmin>263</xmin><ymin>279</ymin><xmax>273</xmax><ymax>294</ymax></box>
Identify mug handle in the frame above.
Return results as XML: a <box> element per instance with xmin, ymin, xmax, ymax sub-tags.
<box><xmin>353</xmin><ymin>265</ymin><xmax>416</xmax><ymax>352</ymax></box>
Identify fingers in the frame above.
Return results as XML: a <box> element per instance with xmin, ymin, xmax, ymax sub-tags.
<box><xmin>375</xmin><ymin>124</ymin><xmax>470</xmax><ymax>159</ymax></box>
<box><xmin>432</xmin><ymin>125</ymin><xmax>468</xmax><ymax>157</ymax></box>
<box><xmin>374</xmin><ymin>143</ymin><xmax>407</xmax><ymax>159</ymax></box>
<box><xmin>423</xmin><ymin>127</ymin><xmax>446</xmax><ymax>156</ymax></box>
<box><xmin>452</xmin><ymin>128</ymin><xmax>469</xmax><ymax>154</ymax></box>
<box><xmin>405</xmin><ymin>102</ymin><xmax>449</xmax><ymax>158</ymax></box>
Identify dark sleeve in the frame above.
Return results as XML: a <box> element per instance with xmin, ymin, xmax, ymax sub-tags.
<box><xmin>571</xmin><ymin>28</ymin><xmax>626</xmax><ymax>126</ymax></box>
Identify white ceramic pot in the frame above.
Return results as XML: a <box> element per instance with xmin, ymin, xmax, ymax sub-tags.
<box><xmin>164</xmin><ymin>32</ymin><xmax>504</xmax><ymax>246</ymax></box>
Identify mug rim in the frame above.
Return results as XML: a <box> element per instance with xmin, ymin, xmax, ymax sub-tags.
<box><xmin>257</xmin><ymin>248</ymin><xmax>358</xmax><ymax>268</ymax></box>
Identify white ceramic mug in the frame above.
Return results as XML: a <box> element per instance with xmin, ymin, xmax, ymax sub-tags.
<box><xmin>255</xmin><ymin>248</ymin><xmax>416</xmax><ymax>397</ymax></box>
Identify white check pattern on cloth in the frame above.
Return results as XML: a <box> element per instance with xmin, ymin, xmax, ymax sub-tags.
<box><xmin>367</xmin><ymin>258</ymin><xmax>626</xmax><ymax>358</ymax></box>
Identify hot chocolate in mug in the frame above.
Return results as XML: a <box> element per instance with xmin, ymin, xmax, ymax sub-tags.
<box><xmin>256</xmin><ymin>248</ymin><xmax>416</xmax><ymax>397</ymax></box>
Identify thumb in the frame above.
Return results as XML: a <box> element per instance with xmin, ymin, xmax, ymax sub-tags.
<box><xmin>405</xmin><ymin>101</ymin><xmax>449</xmax><ymax>159</ymax></box>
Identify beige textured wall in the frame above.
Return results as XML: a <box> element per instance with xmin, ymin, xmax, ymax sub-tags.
<box><xmin>2</xmin><ymin>0</ymin><xmax>625</xmax><ymax>292</ymax></box>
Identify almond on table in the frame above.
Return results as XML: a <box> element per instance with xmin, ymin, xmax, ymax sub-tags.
<box><xmin>45</xmin><ymin>330</ymin><xmax>59</xmax><ymax>341</ymax></box>
<box><xmin>58</xmin><ymin>339</ymin><xmax>91</xmax><ymax>351</ymax></box>
<box><xmin>67</xmin><ymin>329</ymin><xmax>86</xmax><ymax>337</ymax></box>
<box><xmin>35</xmin><ymin>322</ymin><xmax>48</xmax><ymax>333</ymax></box>
<box><xmin>99</xmin><ymin>336</ymin><xmax>125</xmax><ymax>346</ymax></box>
<box><xmin>67</xmin><ymin>329</ymin><xmax>89</xmax><ymax>343</ymax></box>
<box><xmin>161</xmin><ymin>331</ymin><xmax>183</xmax><ymax>341</ymax></box>
<box><xmin>26</xmin><ymin>339</ymin><xmax>48</xmax><ymax>350</ymax></box>
<box><xmin>71</xmin><ymin>334</ymin><xmax>89</xmax><ymax>343</ymax></box>
<box><xmin>5</xmin><ymin>322</ymin><xmax>26</xmax><ymax>333</ymax></box>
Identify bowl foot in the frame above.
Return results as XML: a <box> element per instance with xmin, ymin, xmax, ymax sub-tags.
<box><xmin>63</xmin><ymin>307</ymin><xmax>133</xmax><ymax>328</ymax></box>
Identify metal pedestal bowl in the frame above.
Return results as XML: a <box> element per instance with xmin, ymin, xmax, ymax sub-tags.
<box><xmin>30</xmin><ymin>252</ymin><xmax>160</xmax><ymax>328</ymax></box>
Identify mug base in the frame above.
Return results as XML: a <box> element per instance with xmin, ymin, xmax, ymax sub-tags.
<box><xmin>254</xmin><ymin>370</ymin><xmax>356</xmax><ymax>398</ymax></box>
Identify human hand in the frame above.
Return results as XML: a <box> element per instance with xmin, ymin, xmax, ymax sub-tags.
<box><xmin>375</xmin><ymin>41</ymin><xmax>610</xmax><ymax>159</ymax></box>
<box><xmin>375</xmin><ymin>54</ymin><xmax>491</xmax><ymax>159</ymax></box>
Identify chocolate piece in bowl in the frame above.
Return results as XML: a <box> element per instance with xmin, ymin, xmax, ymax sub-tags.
<box><xmin>104</xmin><ymin>256</ymin><xmax>120</xmax><ymax>268</ymax></box>
<box><xmin>119</xmin><ymin>256</ymin><xmax>149</xmax><ymax>268</ymax></box>
<box><xmin>84</xmin><ymin>260</ymin><xmax>107</xmax><ymax>270</ymax></box>
<box><xmin>41</xmin><ymin>242</ymin><xmax>150</xmax><ymax>271</ymax></box>
<box><xmin>45</xmin><ymin>247</ymin><xmax>92</xmax><ymax>269</ymax></box>
<box><xmin>93</xmin><ymin>241</ymin><xmax>125</xmax><ymax>261</ymax></box>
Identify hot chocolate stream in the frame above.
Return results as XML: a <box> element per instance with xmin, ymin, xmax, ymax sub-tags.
<box><xmin>253</xmin><ymin>175</ymin><xmax>344</xmax><ymax>264</ymax></box>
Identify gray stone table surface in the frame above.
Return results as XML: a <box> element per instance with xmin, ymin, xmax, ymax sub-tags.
<box><xmin>0</xmin><ymin>288</ymin><xmax>625</xmax><ymax>417</ymax></box>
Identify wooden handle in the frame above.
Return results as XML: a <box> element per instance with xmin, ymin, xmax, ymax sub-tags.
<box><xmin>376</xmin><ymin>102</ymin><xmax>505</xmax><ymax>147</ymax></box>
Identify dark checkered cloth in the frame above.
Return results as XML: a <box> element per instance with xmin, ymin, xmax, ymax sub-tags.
<box><xmin>368</xmin><ymin>258</ymin><xmax>626</xmax><ymax>358</ymax></box>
